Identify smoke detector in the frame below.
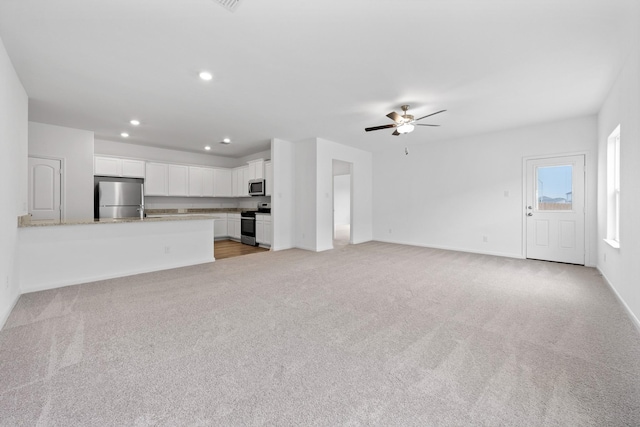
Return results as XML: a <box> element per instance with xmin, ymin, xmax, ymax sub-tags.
<box><xmin>215</xmin><ymin>0</ymin><xmax>242</xmax><ymax>12</ymax></box>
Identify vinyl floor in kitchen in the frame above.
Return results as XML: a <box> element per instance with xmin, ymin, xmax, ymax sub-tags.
<box><xmin>214</xmin><ymin>239</ymin><xmax>269</xmax><ymax>260</ymax></box>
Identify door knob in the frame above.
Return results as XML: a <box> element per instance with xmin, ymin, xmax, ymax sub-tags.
<box><xmin>527</xmin><ymin>213</ymin><xmax>533</xmax><ymax>216</ymax></box>
<box><xmin>527</xmin><ymin>206</ymin><xmax>533</xmax><ymax>210</ymax></box>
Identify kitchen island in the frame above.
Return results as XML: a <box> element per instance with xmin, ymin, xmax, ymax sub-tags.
<box><xmin>18</xmin><ymin>215</ymin><xmax>215</xmax><ymax>293</ymax></box>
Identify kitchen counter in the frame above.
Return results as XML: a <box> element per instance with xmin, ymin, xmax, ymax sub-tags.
<box><xmin>18</xmin><ymin>215</ymin><xmax>217</xmax><ymax>228</ymax></box>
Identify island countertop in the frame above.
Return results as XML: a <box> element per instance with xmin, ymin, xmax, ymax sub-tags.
<box><xmin>18</xmin><ymin>214</ymin><xmax>216</xmax><ymax>228</ymax></box>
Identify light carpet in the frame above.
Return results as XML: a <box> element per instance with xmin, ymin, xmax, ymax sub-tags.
<box><xmin>1</xmin><ymin>242</ymin><xmax>639</xmax><ymax>426</ymax></box>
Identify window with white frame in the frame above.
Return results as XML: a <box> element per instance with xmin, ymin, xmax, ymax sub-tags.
<box><xmin>606</xmin><ymin>125</ymin><xmax>620</xmax><ymax>247</ymax></box>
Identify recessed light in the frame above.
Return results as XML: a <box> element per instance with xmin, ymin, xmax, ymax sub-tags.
<box><xmin>121</xmin><ymin>132</ymin><xmax>129</xmax><ymax>138</ymax></box>
<box><xmin>204</xmin><ymin>146</ymin><xmax>211</xmax><ymax>151</ymax></box>
<box><xmin>130</xmin><ymin>119</ymin><xmax>140</xmax><ymax>126</ymax></box>
<box><xmin>199</xmin><ymin>71</ymin><xmax>213</xmax><ymax>81</ymax></box>
<box><xmin>221</xmin><ymin>138</ymin><xmax>231</xmax><ymax>144</ymax></box>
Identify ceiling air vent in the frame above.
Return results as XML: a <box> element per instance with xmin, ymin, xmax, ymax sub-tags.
<box><xmin>215</xmin><ymin>0</ymin><xmax>242</xmax><ymax>12</ymax></box>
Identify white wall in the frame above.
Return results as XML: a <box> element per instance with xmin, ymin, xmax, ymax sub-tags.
<box><xmin>373</xmin><ymin>116</ymin><xmax>598</xmax><ymax>262</ymax></box>
<box><xmin>334</xmin><ymin>174</ymin><xmax>350</xmax><ymax>226</ymax></box>
<box><xmin>294</xmin><ymin>139</ymin><xmax>318</xmax><ymax>251</ymax></box>
<box><xmin>271</xmin><ymin>138</ymin><xmax>296</xmax><ymax>251</ymax></box>
<box><xmin>237</xmin><ymin>149</ymin><xmax>271</xmax><ymax>165</ymax></box>
<box><xmin>29</xmin><ymin>122</ymin><xmax>94</xmax><ymax>220</ymax></box>
<box><xmin>273</xmin><ymin>137</ymin><xmax>373</xmax><ymax>252</ymax></box>
<box><xmin>315</xmin><ymin>138</ymin><xmax>373</xmax><ymax>251</ymax></box>
<box><xmin>0</xmin><ymin>36</ymin><xmax>28</xmax><ymax>329</ymax></box>
<box><xmin>597</xmin><ymin>45</ymin><xmax>640</xmax><ymax>327</ymax></box>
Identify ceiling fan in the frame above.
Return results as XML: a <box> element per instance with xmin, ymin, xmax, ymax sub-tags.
<box><xmin>365</xmin><ymin>105</ymin><xmax>446</xmax><ymax>136</ymax></box>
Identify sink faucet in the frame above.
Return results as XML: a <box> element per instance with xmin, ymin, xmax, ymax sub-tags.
<box><xmin>137</xmin><ymin>205</ymin><xmax>145</xmax><ymax>219</ymax></box>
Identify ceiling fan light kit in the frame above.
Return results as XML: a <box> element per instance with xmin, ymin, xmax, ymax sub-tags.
<box><xmin>365</xmin><ymin>104</ymin><xmax>445</xmax><ymax>136</ymax></box>
<box><xmin>397</xmin><ymin>123</ymin><xmax>414</xmax><ymax>134</ymax></box>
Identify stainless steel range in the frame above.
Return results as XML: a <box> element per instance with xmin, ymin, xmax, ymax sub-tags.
<box><xmin>241</xmin><ymin>202</ymin><xmax>270</xmax><ymax>246</ymax></box>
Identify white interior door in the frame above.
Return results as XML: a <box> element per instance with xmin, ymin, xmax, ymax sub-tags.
<box><xmin>526</xmin><ymin>155</ymin><xmax>584</xmax><ymax>264</ymax></box>
<box><xmin>28</xmin><ymin>156</ymin><xmax>61</xmax><ymax>222</ymax></box>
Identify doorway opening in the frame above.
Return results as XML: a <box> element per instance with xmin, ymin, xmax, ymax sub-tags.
<box><xmin>332</xmin><ymin>159</ymin><xmax>352</xmax><ymax>247</ymax></box>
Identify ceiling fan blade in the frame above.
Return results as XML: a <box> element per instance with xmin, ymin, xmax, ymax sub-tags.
<box><xmin>415</xmin><ymin>109</ymin><xmax>446</xmax><ymax>121</ymax></box>
<box><xmin>386</xmin><ymin>111</ymin><xmax>403</xmax><ymax>123</ymax></box>
<box><xmin>392</xmin><ymin>130</ymin><xmax>400</xmax><ymax>136</ymax></box>
<box><xmin>415</xmin><ymin>124</ymin><xmax>440</xmax><ymax>127</ymax></box>
<box><xmin>365</xmin><ymin>124</ymin><xmax>397</xmax><ymax>132</ymax></box>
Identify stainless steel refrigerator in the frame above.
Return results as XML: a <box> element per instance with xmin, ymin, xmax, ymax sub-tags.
<box><xmin>96</xmin><ymin>180</ymin><xmax>144</xmax><ymax>219</ymax></box>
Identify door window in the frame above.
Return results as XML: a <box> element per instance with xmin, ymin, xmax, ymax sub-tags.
<box><xmin>536</xmin><ymin>165</ymin><xmax>573</xmax><ymax>211</ymax></box>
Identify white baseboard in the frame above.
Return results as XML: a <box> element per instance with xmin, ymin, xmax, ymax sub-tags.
<box><xmin>597</xmin><ymin>267</ymin><xmax>640</xmax><ymax>333</ymax></box>
<box><xmin>0</xmin><ymin>292</ymin><xmax>20</xmax><ymax>331</ymax></box>
<box><xmin>21</xmin><ymin>257</ymin><xmax>214</xmax><ymax>294</ymax></box>
<box><xmin>374</xmin><ymin>238</ymin><xmax>525</xmax><ymax>260</ymax></box>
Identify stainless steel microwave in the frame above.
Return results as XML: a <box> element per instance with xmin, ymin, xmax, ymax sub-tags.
<box><xmin>248</xmin><ymin>179</ymin><xmax>265</xmax><ymax>196</ymax></box>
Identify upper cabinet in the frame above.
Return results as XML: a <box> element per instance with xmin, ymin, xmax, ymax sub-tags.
<box><xmin>232</xmin><ymin>166</ymin><xmax>250</xmax><ymax>197</ymax></box>
<box><xmin>168</xmin><ymin>164</ymin><xmax>189</xmax><ymax>196</ymax></box>
<box><xmin>147</xmin><ymin>163</ymin><xmax>214</xmax><ymax>197</ymax></box>
<box><xmin>145</xmin><ymin>162</ymin><xmax>168</xmax><ymax>195</ymax></box>
<box><xmin>188</xmin><ymin>166</ymin><xmax>215</xmax><ymax>197</ymax></box>
<box><xmin>121</xmin><ymin>157</ymin><xmax>271</xmax><ymax>198</ymax></box>
<box><xmin>247</xmin><ymin>159</ymin><xmax>265</xmax><ymax>180</ymax></box>
<box><xmin>202</xmin><ymin>168</ymin><xmax>215</xmax><ymax>197</ymax></box>
<box><xmin>94</xmin><ymin>156</ymin><xmax>145</xmax><ymax>178</ymax></box>
<box><xmin>188</xmin><ymin>167</ymin><xmax>204</xmax><ymax>197</ymax></box>
<box><xmin>213</xmin><ymin>168</ymin><xmax>232</xmax><ymax>197</ymax></box>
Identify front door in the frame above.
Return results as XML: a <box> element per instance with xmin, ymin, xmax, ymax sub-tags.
<box><xmin>28</xmin><ymin>156</ymin><xmax>62</xmax><ymax>222</ymax></box>
<box><xmin>525</xmin><ymin>155</ymin><xmax>585</xmax><ymax>264</ymax></box>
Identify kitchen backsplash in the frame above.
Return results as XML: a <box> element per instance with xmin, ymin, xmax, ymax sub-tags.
<box><xmin>144</xmin><ymin>196</ymin><xmax>270</xmax><ymax>210</ymax></box>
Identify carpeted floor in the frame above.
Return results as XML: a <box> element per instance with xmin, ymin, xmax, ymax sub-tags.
<box><xmin>1</xmin><ymin>242</ymin><xmax>639</xmax><ymax>426</ymax></box>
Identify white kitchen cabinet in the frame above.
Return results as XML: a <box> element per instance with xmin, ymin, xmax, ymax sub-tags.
<box><xmin>256</xmin><ymin>214</ymin><xmax>271</xmax><ymax>246</ymax></box>
<box><xmin>256</xmin><ymin>217</ymin><xmax>264</xmax><ymax>244</ymax></box>
<box><xmin>202</xmin><ymin>168</ymin><xmax>214</xmax><ymax>197</ymax></box>
<box><xmin>228</xmin><ymin>213</ymin><xmax>241</xmax><ymax>239</ymax></box>
<box><xmin>94</xmin><ymin>156</ymin><xmax>145</xmax><ymax>178</ymax></box>
<box><xmin>232</xmin><ymin>166</ymin><xmax>249</xmax><ymax>197</ymax></box>
<box><xmin>212</xmin><ymin>214</ymin><xmax>227</xmax><ymax>239</ymax></box>
<box><xmin>241</xmin><ymin>166</ymin><xmax>250</xmax><ymax>196</ymax></box>
<box><xmin>168</xmin><ymin>164</ymin><xmax>189</xmax><ymax>196</ymax></box>
<box><xmin>213</xmin><ymin>168</ymin><xmax>232</xmax><ymax>197</ymax></box>
<box><xmin>264</xmin><ymin>216</ymin><xmax>271</xmax><ymax>246</ymax></box>
<box><xmin>188</xmin><ymin>167</ymin><xmax>203</xmax><ymax>197</ymax></box>
<box><xmin>94</xmin><ymin>156</ymin><xmax>120</xmax><ymax>176</ymax></box>
<box><xmin>265</xmin><ymin>160</ymin><xmax>273</xmax><ymax>196</ymax></box>
<box><xmin>232</xmin><ymin>168</ymin><xmax>239</xmax><ymax>197</ymax></box>
<box><xmin>144</xmin><ymin>162</ymin><xmax>168</xmax><ymax>195</ymax></box>
<box><xmin>247</xmin><ymin>159</ymin><xmax>264</xmax><ymax>180</ymax></box>
<box><xmin>121</xmin><ymin>159</ymin><xmax>146</xmax><ymax>178</ymax></box>
<box><xmin>188</xmin><ymin>166</ymin><xmax>214</xmax><ymax>197</ymax></box>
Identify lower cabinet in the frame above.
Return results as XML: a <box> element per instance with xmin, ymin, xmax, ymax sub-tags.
<box><xmin>255</xmin><ymin>214</ymin><xmax>271</xmax><ymax>246</ymax></box>
<box><xmin>212</xmin><ymin>215</ymin><xmax>227</xmax><ymax>239</ymax></box>
<box><xmin>228</xmin><ymin>214</ymin><xmax>241</xmax><ymax>240</ymax></box>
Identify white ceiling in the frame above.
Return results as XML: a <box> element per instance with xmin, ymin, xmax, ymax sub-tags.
<box><xmin>0</xmin><ymin>0</ymin><xmax>638</xmax><ymax>158</ymax></box>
